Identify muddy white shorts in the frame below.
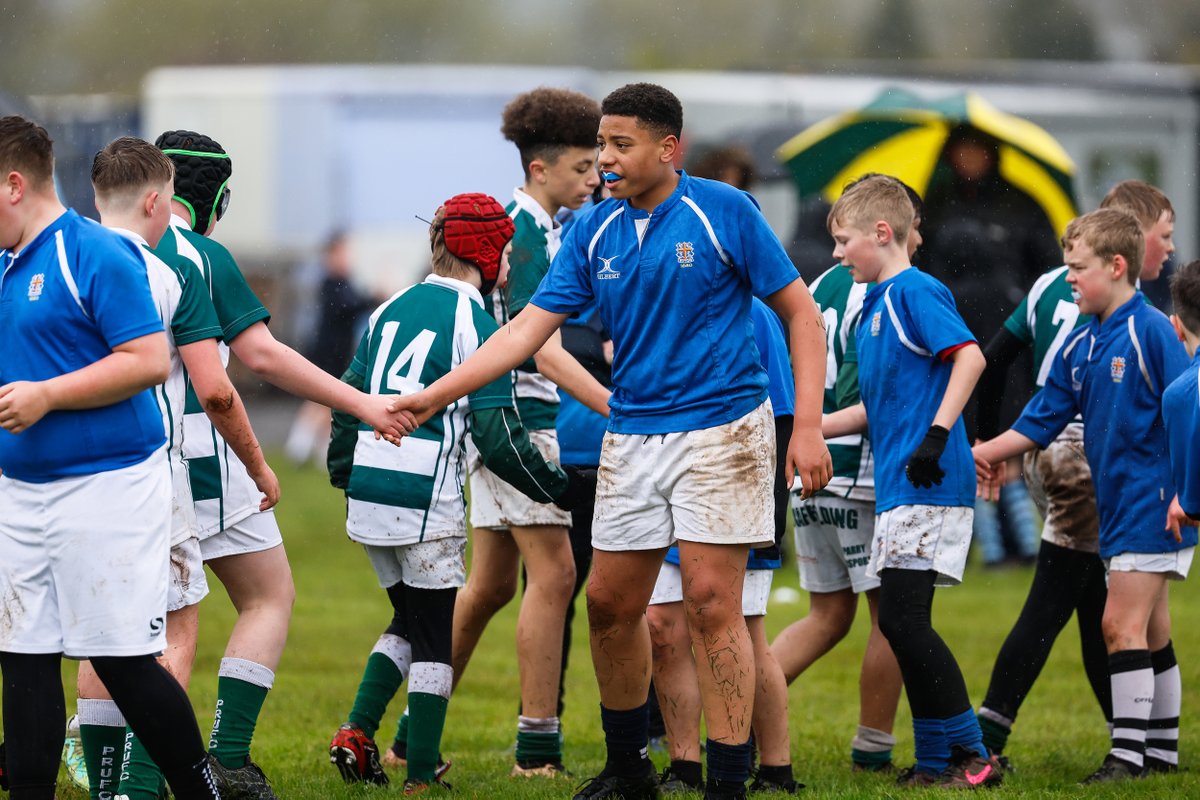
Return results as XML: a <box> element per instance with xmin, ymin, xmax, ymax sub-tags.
<box><xmin>648</xmin><ymin>561</ymin><xmax>775</xmax><ymax>616</ymax></box>
<box><xmin>0</xmin><ymin>450</ymin><xmax>171</xmax><ymax>658</ymax></box>
<box><xmin>365</xmin><ymin>535</ymin><xmax>467</xmax><ymax>590</ymax></box>
<box><xmin>469</xmin><ymin>428</ymin><xmax>572</xmax><ymax>529</ymax></box>
<box><xmin>1025</xmin><ymin>423</ymin><xmax>1099</xmax><ymax>554</ymax></box>
<box><xmin>168</xmin><ymin>536</ymin><xmax>210</xmax><ymax>612</ymax></box>
<box><xmin>1106</xmin><ymin>547</ymin><xmax>1194</xmax><ymax>581</ymax></box>
<box><xmin>868</xmin><ymin>504</ymin><xmax>974</xmax><ymax>587</ymax></box>
<box><xmin>199</xmin><ymin>508</ymin><xmax>283</xmax><ymax>561</ymax></box>
<box><xmin>592</xmin><ymin>401</ymin><xmax>776</xmax><ymax>552</ymax></box>
<box><xmin>792</xmin><ymin>495</ymin><xmax>878</xmax><ymax>593</ymax></box>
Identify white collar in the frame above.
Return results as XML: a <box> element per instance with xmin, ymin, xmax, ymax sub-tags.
<box><xmin>107</xmin><ymin>226</ymin><xmax>148</xmax><ymax>247</ymax></box>
<box><xmin>424</xmin><ymin>273</ymin><xmax>485</xmax><ymax>308</ymax></box>
<box><xmin>512</xmin><ymin>187</ymin><xmax>559</xmax><ymax>233</ymax></box>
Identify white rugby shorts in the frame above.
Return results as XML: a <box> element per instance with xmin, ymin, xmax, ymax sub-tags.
<box><xmin>199</xmin><ymin>508</ymin><xmax>283</xmax><ymax>561</ymax></box>
<box><xmin>868</xmin><ymin>504</ymin><xmax>974</xmax><ymax>587</ymax></box>
<box><xmin>1106</xmin><ymin>547</ymin><xmax>1194</xmax><ymax>582</ymax></box>
<box><xmin>792</xmin><ymin>494</ymin><xmax>878</xmax><ymax>593</ymax></box>
<box><xmin>648</xmin><ymin>561</ymin><xmax>774</xmax><ymax>617</ymax></box>
<box><xmin>0</xmin><ymin>450</ymin><xmax>171</xmax><ymax>657</ymax></box>
<box><xmin>168</xmin><ymin>536</ymin><xmax>210</xmax><ymax>612</ymax></box>
<box><xmin>365</xmin><ymin>536</ymin><xmax>467</xmax><ymax>590</ymax></box>
<box><xmin>469</xmin><ymin>428</ymin><xmax>571</xmax><ymax>529</ymax></box>
<box><xmin>592</xmin><ymin>401</ymin><xmax>775</xmax><ymax>552</ymax></box>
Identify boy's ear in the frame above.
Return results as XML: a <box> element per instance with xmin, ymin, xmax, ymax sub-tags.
<box><xmin>529</xmin><ymin>159</ymin><xmax>547</xmax><ymax>184</ymax></box>
<box><xmin>1109</xmin><ymin>253</ymin><xmax>1129</xmax><ymax>281</ymax></box>
<box><xmin>659</xmin><ymin>134</ymin><xmax>679</xmax><ymax>164</ymax></box>
<box><xmin>874</xmin><ymin>220</ymin><xmax>894</xmax><ymax>246</ymax></box>
<box><xmin>143</xmin><ymin>189</ymin><xmax>159</xmax><ymax>218</ymax></box>
<box><xmin>1171</xmin><ymin>313</ymin><xmax>1187</xmax><ymax>344</ymax></box>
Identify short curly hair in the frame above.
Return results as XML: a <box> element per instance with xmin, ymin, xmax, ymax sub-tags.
<box><xmin>601</xmin><ymin>83</ymin><xmax>683</xmax><ymax>141</ymax></box>
<box><xmin>501</xmin><ymin>87</ymin><xmax>601</xmax><ymax>178</ymax></box>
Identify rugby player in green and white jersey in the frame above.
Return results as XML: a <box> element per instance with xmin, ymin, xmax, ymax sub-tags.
<box><xmin>150</xmin><ymin>130</ymin><xmax>415</xmax><ymax>799</ymax></box>
<box><xmin>769</xmin><ymin>177</ymin><xmax>922</xmax><ymax>774</ymax></box>
<box><xmin>76</xmin><ymin>137</ymin><xmax>281</xmax><ymax>800</ymax></box>
<box><xmin>327</xmin><ymin>194</ymin><xmax>596</xmax><ymax>793</ymax></box>
<box><xmin>974</xmin><ymin>180</ymin><xmax>1177</xmax><ymax>768</ymax></box>
<box><xmin>448</xmin><ymin>88</ymin><xmax>611</xmax><ymax>778</ymax></box>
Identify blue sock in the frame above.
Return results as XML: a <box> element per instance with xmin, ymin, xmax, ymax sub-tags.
<box><xmin>913</xmin><ymin>717</ymin><xmax>950</xmax><ymax>775</ymax></box>
<box><xmin>706</xmin><ymin>738</ymin><xmax>753</xmax><ymax>784</ymax></box>
<box><xmin>943</xmin><ymin>708</ymin><xmax>987</xmax><ymax>759</ymax></box>
<box><xmin>600</xmin><ymin>703</ymin><xmax>650</xmax><ymax>776</ymax></box>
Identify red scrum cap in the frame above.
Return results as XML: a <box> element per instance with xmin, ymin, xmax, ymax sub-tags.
<box><xmin>440</xmin><ymin>193</ymin><xmax>515</xmax><ymax>293</ymax></box>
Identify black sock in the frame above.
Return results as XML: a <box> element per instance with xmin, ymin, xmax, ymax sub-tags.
<box><xmin>0</xmin><ymin>652</ymin><xmax>65</xmax><ymax>798</ymax></box>
<box><xmin>599</xmin><ymin>703</ymin><xmax>650</xmax><ymax>776</ymax></box>
<box><xmin>757</xmin><ymin>763</ymin><xmax>794</xmax><ymax>785</ymax></box>
<box><xmin>670</xmin><ymin>759</ymin><xmax>702</xmax><ymax>787</ymax></box>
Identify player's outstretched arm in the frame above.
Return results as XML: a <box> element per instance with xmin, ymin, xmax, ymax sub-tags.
<box><xmin>972</xmin><ymin>430</ymin><xmax>1037</xmax><ymax>501</ymax></box>
<box><xmin>390</xmin><ymin>304</ymin><xmax>569</xmax><ymax>429</ymax></box>
<box><xmin>823</xmin><ymin>403</ymin><xmax>867</xmax><ymax>439</ymax></box>
<box><xmin>227</xmin><ymin>321</ymin><xmax>416</xmax><ymax>440</ymax></box>
<box><xmin>533</xmin><ymin>329</ymin><xmax>611</xmax><ymax>418</ymax></box>
<box><xmin>179</xmin><ymin>337</ymin><xmax>280</xmax><ymax>510</ymax></box>
<box><xmin>763</xmin><ymin>278</ymin><xmax>833</xmax><ymax>498</ymax></box>
<box><xmin>0</xmin><ymin>331</ymin><xmax>169</xmax><ymax>434</ymax></box>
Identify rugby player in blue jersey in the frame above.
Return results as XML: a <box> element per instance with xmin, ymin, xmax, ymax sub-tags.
<box><xmin>389</xmin><ymin>83</ymin><xmax>831</xmax><ymax>800</ymax></box>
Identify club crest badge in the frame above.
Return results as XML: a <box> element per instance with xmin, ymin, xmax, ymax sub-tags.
<box><xmin>27</xmin><ymin>273</ymin><xmax>44</xmax><ymax>301</ymax></box>
<box><xmin>675</xmin><ymin>241</ymin><xmax>694</xmax><ymax>267</ymax></box>
<box><xmin>1110</xmin><ymin>356</ymin><xmax>1126</xmax><ymax>383</ymax></box>
<box><xmin>870</xmin><ymin>311</ymin><xmax>882</xmax><ymax>336</ymax></box>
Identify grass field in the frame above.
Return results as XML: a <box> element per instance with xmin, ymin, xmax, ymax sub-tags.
<box><xmin>41</xmin><ymin>456</ymin><xmax>1200</xmax><ymax>798</ymax></box>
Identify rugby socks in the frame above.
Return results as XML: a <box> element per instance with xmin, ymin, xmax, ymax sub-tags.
<box><xmin>209</xmin><ymin>657</ymin><xmax>274</xmax><ymax>769</ymax></box>
<box><xmin>1146</xmin><ymin>642</ymin><xmax>1181</xmax><ymax>769</ymax></box>
<box><xmin>977</xmin><ymin>708</ymin><xmax>1013</xmax><ymax>755</ymax></box>
<box><xmin>392</xmin><ymin>707</ymin><xmax>410</xmax><ymax>759</ymax></box>
<box><xmin>515</xmin><ymin>715</ymin><xmax>563</xmax><ymax>767</ymax></box>
<box><xmin>850</xmin><ymin>724</ymin><xmax>896</xmax><ymax>769</ymax></box>
<box><xmin>912</xmin><ymin>717</ymin><xmax>950</xmax><ymax>777</ymax></box>
<box><xmin>943</xmin><ymin>707</ymin><xmax>988</xmax><ymax>760</ymax></box>
<box><xmin>1108</xmin><ymin>649</ymin><xmax>1154</xmax><ymax>768</ymax></box>
<box><xmin>406</xmin><ymin>662</ymin><xmax>452</xmax><ymax>783</ymax></box>
<box><xmin>705</xmin><ymin>738</ymin><xmax>752</xmax><ymax>795</ymax></box>
<box><xmin>78</xmin><ymin>698</ymin><xmax>127</xmax><ymax>800</ymax></box>
<box><xmin>118</xmin><ymin>728</ymin><xmax>168</xmax><ymax>800</ymax></box>
<box><xmin>349</xmin><ymin>634</ymin><xmax>412</xmax><ymax>739</ymax></box>
<box><xmin>599</xmin><ymin>702</ymin><xmax>653</xmax><ymax>777</ymax></box>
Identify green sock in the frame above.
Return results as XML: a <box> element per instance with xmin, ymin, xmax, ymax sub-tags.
<box><xmin>978</xmin><ymin>714</ymin><xmax>1011</xmax><ymax>755</ymax></box>
<box><xmin>208</xmin><ymin>658</ymin><xmax>274</xmax><ymax>769</ymax></box>
<box><xmin>119</xmin><ymin>727</ymin><xmax>168</xmax><ymax>800</ymax></box>
<box><xmin>515</xmin><ymin>715</ymin><xmax>563</xmax><ymax>764</ymax></box>
<box><xmin>77</xmin><ymin>699</ymin><xmax>127</xmax><ymax>800</ymax></box>
<box><xmin>348</xmin><ymin>647</ymin><xmax>408</xmax><ymax>738</ymax></box>
<box><xmin>407</xmin><ymin>693</ymin><xmax>449</xmax><ymax>782</ymax></box>
<box><xmin>393</xmin><ymin>707</ymin><xmax>411</xmax><ymax>757</ymax></box>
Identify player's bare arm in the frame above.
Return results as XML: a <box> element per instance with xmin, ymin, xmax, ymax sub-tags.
<box><xmin>390</xmin><ymin>304</ymin><xmax>568</xmax><ymax>428</ymax></box>
<box><xmin>0</xmin><ymin>331</ymin><xmax>169</xmax><ymax>433</ymax></box>
<box><xmin>228</xmin><ymin>320</ymin><xmax>417</xmax><ymax>440</ymax></box>
<box><xmin>178</xmin><ymin>337</ymin><xmax>280</xmax><ymax>510</ymax></box>
<box><xmin>763</xmin><ymin>277</ymin><xmax>833</xmax><ymax>498</ymax></box>
<box><xmin>1165</xmin><ymin>494</ymin><xmax>1198</xmax><ymax>543</ymax></box>
<box><xmin>971</xmin><ymin>430</ymin><xmax>1037</xmax><ymax>501</ymax></box>
<box><xmin>532</xmin><ymin>328</ymin><xmax>612</xmax><ymax>417</ymax></box>
<box><xmin>932</xmin><ymin>343</ymin><xmax>986</xmax><ymax>431</ymax></box>
<box><xmin>822</xmin><ymin>402</ymin><xmax>867</xmax><ymax>439</ymax></box>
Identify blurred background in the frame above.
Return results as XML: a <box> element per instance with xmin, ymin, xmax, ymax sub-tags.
<box><xmin>4</xmin><ymin>0</ymin><xmax>1199</xmax><ymax>438</ymax></box>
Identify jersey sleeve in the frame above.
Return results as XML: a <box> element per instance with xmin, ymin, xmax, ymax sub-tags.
<box><xmin>469</xmin><ymin>406</ymin><xmax>568</xmax><ymax>502</ymax></box>
<box><xmin>169</xmin><ymin>258</ymin><xmax>223</xmax><ymax>346</ymax></box>
<box><xmin>328</xmin><ymin>362</ymin><xmax>366</xmax><ymax>491</ymax></box>
<box><xmin>1002</xmin><ymin>295</ymin><xmax>1034</xmax><ymax>344</ymax></box>
<box><xmin>82</xmin><ymin>234</ymin><xmax>164</xmax><ymax>348</ymax></box>
<box><xmin>205</xmin><ymin>245</ymin><xmax>271</xmax><ymax>342</ymax></box>
<box><xmin>530</xmin><ymin>215</ymin><xmax>596</xmax><ymax>315</ymax></box>
<box><xmin>1012</xmin><ymin>344</ymin><xmax>1078</xmax><ymax>447</ymax></box>
<box><xmin>902</xmin><ymin>279</ymin><xmax>977</xmax><ymax>358</ymax></box>
<box><xmin>731</xmin><ymin>192</ymin><xmax>801</xmax><ymax>299</ymax></box>
<box><xmin>1163</xmin><ymin>369</ymin><xmax>1200</xmax><ymax>517</ymax></box>
<box><xmin>1143</xmin><ymin>314</ymin><xmax>1190</xmax><ymax>398</ymax></box>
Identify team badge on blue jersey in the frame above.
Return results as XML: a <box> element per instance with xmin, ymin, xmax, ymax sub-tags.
<box><xmin>1111</xmin><ymin>356</ymin><xmax>1126</xmax><ymax>383</ymax></box>
<box><xmin>27</xmin><ymin>273</ymin><xmax>44</xmax><ymax>301</ymax></box>
<box><xmin>870</xmin><ymin>310</ymin><xmax>882</xmax><ymax>336</ymax></box>
<box><xmin>596</xmin><ymin>255</ymin><xmax>621</xmax><ymax>280</ymax></box>
<box><xmin>675</xmin><ymin>241</ymin><xmax>694</xmax><ymax>267</ymax></box>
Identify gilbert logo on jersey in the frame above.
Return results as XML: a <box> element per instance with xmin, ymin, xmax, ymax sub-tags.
<box><xmin>27</xmin><ymin>273</ymin><xmax>45</xmax><ymax>301</ymax></box>
<box><xmin>596</xmin><ymin>256</ymin><xmax>621</xmax><ymax>280</ymax></box>
<box><xmin>675</xmin><ymin>242</ymin><xmax>694</xmax><ymax>267</ymax></box>
<box><xmin>1110</xmin><ymin>356</ymin><xmax>1127</xmax><ymax>383</ymax></box>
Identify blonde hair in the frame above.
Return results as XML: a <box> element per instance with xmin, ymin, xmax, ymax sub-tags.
<box><xmin>1100</xmin><ymin>180</ymin><xmax>1173</xmax><ymax>229</ymax></box>
<box><xmin>1062</xmin><ymin>208</ymin><xmax>1145</xmax><ymax>285</ymax></box>
<box><xmin>827</xmin><ymin>174</ymin><xmax>912</xmax><ymax>244</ymax></box>
<box><xmin>428</xmin><ymin>205</ymin><xmax>480</xmax><ymax>282</ymax></box>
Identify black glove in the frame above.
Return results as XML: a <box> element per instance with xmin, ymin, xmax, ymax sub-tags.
<box><xmin>554</xmin><ymin>465</ymin><xmax>598</xmax><ymax>511</ymax></box>
<box><xmin>905</xmin><ymin>425</ymin><xmax>949</xmax><ymax>489</ymax></box>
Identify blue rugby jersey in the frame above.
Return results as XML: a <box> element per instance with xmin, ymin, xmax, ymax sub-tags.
<box><xmin>751</xmin><ymin>297</ymin><xmax>795</xmax><ymax>418</ymax></box>
<box><xmin>531</xmin><ymin>172</ymin><xmax>799</xmax><ymax>435</ymax></box>
<box><xmin>1164</xmin><ymin>352</ymin><xmax>1200</xmax><ymax>519</ymax></box>
<box><xmin>1014</xmin><ymin>293</ymin><xmax>1192</xmax><ymax>557</ymax></box>
<box><xmin>857</xmin><ymin>268</ymin><xmax>977</xmax><ymax>513</ymax></box>
<box><xmin>0</xmin><ymin>210</ymin><xmax>166</xmax><ymax>481</ymax></box>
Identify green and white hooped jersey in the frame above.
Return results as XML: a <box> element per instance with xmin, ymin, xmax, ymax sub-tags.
<box><xmin>113</xmin><ymin>228</ymin><xmax>223</xmax><ymax>545</ymax></box>
<box><xmin>153</xmin><ymin>216</ymin><xmax>271</xmax><ymax>537</ymax></box>
<box><xmin>479</xmin><ymin>189</ymin><xmax>562</xmax><ymax>431</ymax></box>
<box><xmin>346</xmin><ymin>275</ymin><xmax>511</xmax><ymax>545</ymax></box>
<box><xmin>808</xmin><ymin>264</ymin><xmax>874</xmax><ymax>501</ymax></box>
<box><xmin>1003</xmin><ymin>265</ymin><xmax>1090</xmax><ymax>389</ymax></box>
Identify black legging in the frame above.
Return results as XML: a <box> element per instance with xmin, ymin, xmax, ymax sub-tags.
<box><xmin>877</xmin><ymin>568</ymin><xmax>973</xmax><ymax>720</ymax></box>
<box><xmin>981</xmin><ymin>539</ymin><xmax>1111</xmax><ymax>722</ymax></box>
<box><xmin>385</xmin><ymin>583</ymin><xmax>456</xmax><ymax>666</ymax></box>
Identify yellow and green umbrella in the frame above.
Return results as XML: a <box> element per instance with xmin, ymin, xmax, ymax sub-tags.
<box><xmin>776</xmin><ymin>88</ymin><xmax>1078</xmax><ymax>235</ymax></box>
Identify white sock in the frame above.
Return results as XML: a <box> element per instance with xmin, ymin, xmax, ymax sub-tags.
<box><xmin>1147</xmin><ymin>643</ymin><xmax>1181</xmax><ymax>767</ymax></box>
<box><xmin>1109</xmin><ymin>649</ymin><xmax>1154</xmax><ymax>768</ymax></box>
